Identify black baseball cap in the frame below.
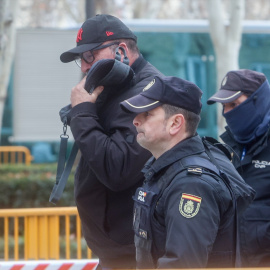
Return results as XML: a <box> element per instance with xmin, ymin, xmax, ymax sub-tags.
<box><xmin>120</xmin><ymin>76</ymin><xmax>202</xmax><ymax>115</ymax></box>
<box><xmin>207</xmin><ymin>69</ymin><xmax>266</xmax><ymax>105</ymax></box>
<box><xmin>60</xmin><ymin>14</ymin><xmax>137</xmax><ymax>63</ymax></box>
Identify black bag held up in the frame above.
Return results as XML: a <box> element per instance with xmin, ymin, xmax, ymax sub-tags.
<box><xmin>49</xmin><ymin>57</ymin><xmax>134</xmax><ymax>204</ymax></box>
<box><xmin>59</xmin><ymin>57</ymin><xmax>134</xmax><ymax>125</ymax></box>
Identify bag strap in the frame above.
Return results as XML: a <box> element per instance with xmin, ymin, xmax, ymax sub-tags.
<box><xmin>201</xmin><ymin>137</ymin><xmax>241</xmax><ymax>267</ymax></box>
<box><xmin>49</xmin><ymin>122</ymin><xmax>78</xmax><ymax>204</ymax></box>
<box><xmin>49</xmin><ymin>142</ymin><xmax>78</xmax><ymax>204</ymax></box>
<box><xmin>201</xmin><ymin>138</ymin><xmax>235</xmax><ymax>197</ymax></box>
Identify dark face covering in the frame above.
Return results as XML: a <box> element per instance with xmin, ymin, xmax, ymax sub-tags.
<box><xmin>223</xmin><ymin>80</ymin><xmax>270</xmax><ymax>144</ymax></box>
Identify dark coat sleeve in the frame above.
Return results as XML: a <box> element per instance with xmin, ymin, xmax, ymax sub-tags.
<box><xmin>70</xmin><ymin>100</ymin><xmax>151</xmax><ymax>191</ymax></box>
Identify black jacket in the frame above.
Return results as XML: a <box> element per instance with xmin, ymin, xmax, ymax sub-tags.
<box><xmin>69</xmin><ymin>55</ymin><xmax>163</xmax><ymax>268</ymax></box>
<box><xmin>221</xmin><ymin>127</ymin><xmax>270</xmax><ymax>267</ymax></box>
<box><xmin>133</xmin><ymin>135</ymin><xmax>246</xmax><ymax>269</ymax></box>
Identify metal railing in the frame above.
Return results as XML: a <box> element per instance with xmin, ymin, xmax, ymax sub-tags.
<box><xmin>0</xmin><ymin>146</ymin><xmax>33</xmax><ymax>165</ymax></box>
<box><xmin>0</xmin><ymin>207</ymin><xmax>92</xmax><ymax>260</ymax></box>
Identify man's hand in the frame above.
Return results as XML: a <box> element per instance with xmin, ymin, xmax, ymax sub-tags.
<box><xmin>71</xmin><ymin>76</ymin><xmax>104</xmax><ymax>107</ymax></box>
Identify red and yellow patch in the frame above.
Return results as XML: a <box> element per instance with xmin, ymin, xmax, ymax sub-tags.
<box><xmin>182</xmin><ymin>193</ymin><xmax>202</xmax><ymax>203</ymax></box>
<box><xmin>179</xmin><ymin>193</ymin><xmax>202</xmax><ymax>218</ymax></box>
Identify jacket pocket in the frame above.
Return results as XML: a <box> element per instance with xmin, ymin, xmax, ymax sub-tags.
<box><xmin>241</xmin><ymin>205</ymin><xmax>270</xmax><ymax>252</ymax></box>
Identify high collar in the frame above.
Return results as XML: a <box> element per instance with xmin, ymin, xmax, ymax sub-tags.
<box><xmin>221</xmin><ymin>126</ymin><xmax>270</xmax><ymax>155</ymax></box>
<box><xmin>143</xmin><ymin>134</ymin><xmax>205</xmax><ymax>181</ymax></box>
<box><xmin>221</xmin><ymin>126</ymin><xmax>270</xmax><ymax>167</ymax></box>
<box><xmin>130</xmin><ymin>54</ymin><xmax>147</xmax><ymax>75</ymax></box>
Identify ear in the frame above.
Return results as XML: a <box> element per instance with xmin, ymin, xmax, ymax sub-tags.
<box><xmin>169</xmin><ymin>114</ymin><xmax>185</xmax><ymax>135</ymax></box>
<box><xmin>115</xmin><ymin>43</ymin><xmax>129</xmax><ymax>65</ymax></box>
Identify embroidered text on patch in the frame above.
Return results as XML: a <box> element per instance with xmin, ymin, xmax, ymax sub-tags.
<box><xmin>179</xmin><ymin>193</ymin><xmax>202</xmax><ymax>218</ymax></box>
<box><xmin>252</xmin><ymin>159</ymin><xmax>270</xmax><ymax>168</ymax></box>
<box><xmin>137</xmin><ymin>190</ymin><xmax>147</xmax><ymax>202</ymax></box>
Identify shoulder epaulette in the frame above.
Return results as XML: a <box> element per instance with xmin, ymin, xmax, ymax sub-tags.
<box><xmin>187</xmin><ymin>167</ymin><xmax>203</xmax><ymax>175</ymax></box>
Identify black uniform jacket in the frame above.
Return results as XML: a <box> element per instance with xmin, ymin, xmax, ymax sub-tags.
<box><xmin>69</xmin><ymin>55</ymin><xmax>163</xmax><ymax>267</ymax></box>
<box><xmin>134</xmin><ymin>135</ymin><xmax>238</xmax><ymax>269</ymax></box>
<box><xmin>221</xmin><ymin>127</ymin><xmax>270</xmax><ymax>267</ymax></box>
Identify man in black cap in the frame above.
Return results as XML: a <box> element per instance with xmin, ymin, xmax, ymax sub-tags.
<box><xmin>207</xmin><ymin>69</ymin><xmax>270</xmax><ymax>267</ymax></box>
<box><xmin>120</xmin><ymin>76</ymin><xmax>254</xmax><ymax>269</ymax></box>
<box><xmin>60</xmin><ymin>14</ymin><xmax>163</xmax><ymax>269</ymax></box>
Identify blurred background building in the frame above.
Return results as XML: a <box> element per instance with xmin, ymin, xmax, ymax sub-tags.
<box><xmin>2</xmin><ymin>0</ymin><xmax>270</xmax><ymax>162</ymax></box>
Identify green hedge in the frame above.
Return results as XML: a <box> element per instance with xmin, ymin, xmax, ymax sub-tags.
<box><xmin>0</xmin><ymin>163</ymin><xmax>76</xmax><ymax>208</ymax></box>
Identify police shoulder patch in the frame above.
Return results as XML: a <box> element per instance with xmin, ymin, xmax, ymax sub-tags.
<box><xmin>179</xmin><ymin>193</ymin><xmax>202</xmax><ymax>218</ymax></box>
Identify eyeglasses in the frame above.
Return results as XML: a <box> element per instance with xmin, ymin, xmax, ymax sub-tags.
<box><xmin>75</xmin><ymin>42</ymin><xmax>120</xmax><ymax>68</ymax></box>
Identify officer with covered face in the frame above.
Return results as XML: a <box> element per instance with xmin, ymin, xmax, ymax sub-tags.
<box><xmin>207</xmin><ymin>69</ymin><xmax>270</xmax><ymax>267</ymax></box>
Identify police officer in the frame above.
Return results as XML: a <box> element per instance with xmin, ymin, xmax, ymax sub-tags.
<box><xmin>207</xmin><ymin>69</ymin><xmax>270</xmax><ymax>267</ymax></box>
<box><xmin>120</xmin><ymin>76</ymin><xmax>254</xmax><ymax>269</ymax></box>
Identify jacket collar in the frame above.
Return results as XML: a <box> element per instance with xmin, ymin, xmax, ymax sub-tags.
<box><xmin>221</xmin><ymin>126</ymin><xmax>270</xmax><ymax>167</ymax></box>
<box><xmin>143</xmin><ymin>134</ymin><xmax>205</xmax><ymax>181</ymax></box>
<box><xmin>131</xmin><ymin>54</ymin><xmax>147</xmax><ymax>74</ymax></box>
<box><xmin>221</xmin><ymin>126</ymin><xmax>270</xmax><ymax>154</ymax></box>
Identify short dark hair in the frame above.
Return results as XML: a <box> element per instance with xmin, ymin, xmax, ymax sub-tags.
<box><xmin>113</xmin><ymin>38</ymin><xmax>140</xmax><ymax>54</ymax></box>
<box><xmin>162</xmin><ymin>104</ymin><xmax>201</xmax><ymax>136</ymax></box>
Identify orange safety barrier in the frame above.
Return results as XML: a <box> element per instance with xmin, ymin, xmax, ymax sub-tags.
<box><xmin>0</xmin><ymin>207</ymin><xmax>269</xmax><ymax>270</ymax></box>
<box><xmin>0</xmin><ymin>207</ymin><xmax>92</xmax><ymax>261</ymax></box>
<box><xmin>0</xmin><ymin>146</ymin><xmax>33</xmax><ymax>165</ymax></box>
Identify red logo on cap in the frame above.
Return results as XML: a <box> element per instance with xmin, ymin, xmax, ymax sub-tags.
<box><xmin>76</xmin><ymin>28</ymin><xmax>83</xmax><ymax>43</ymax></box>
<box><xmin>106</xmin><ymin>31</ymin><xmax>114</xmax><ymax>36</ymax></box>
